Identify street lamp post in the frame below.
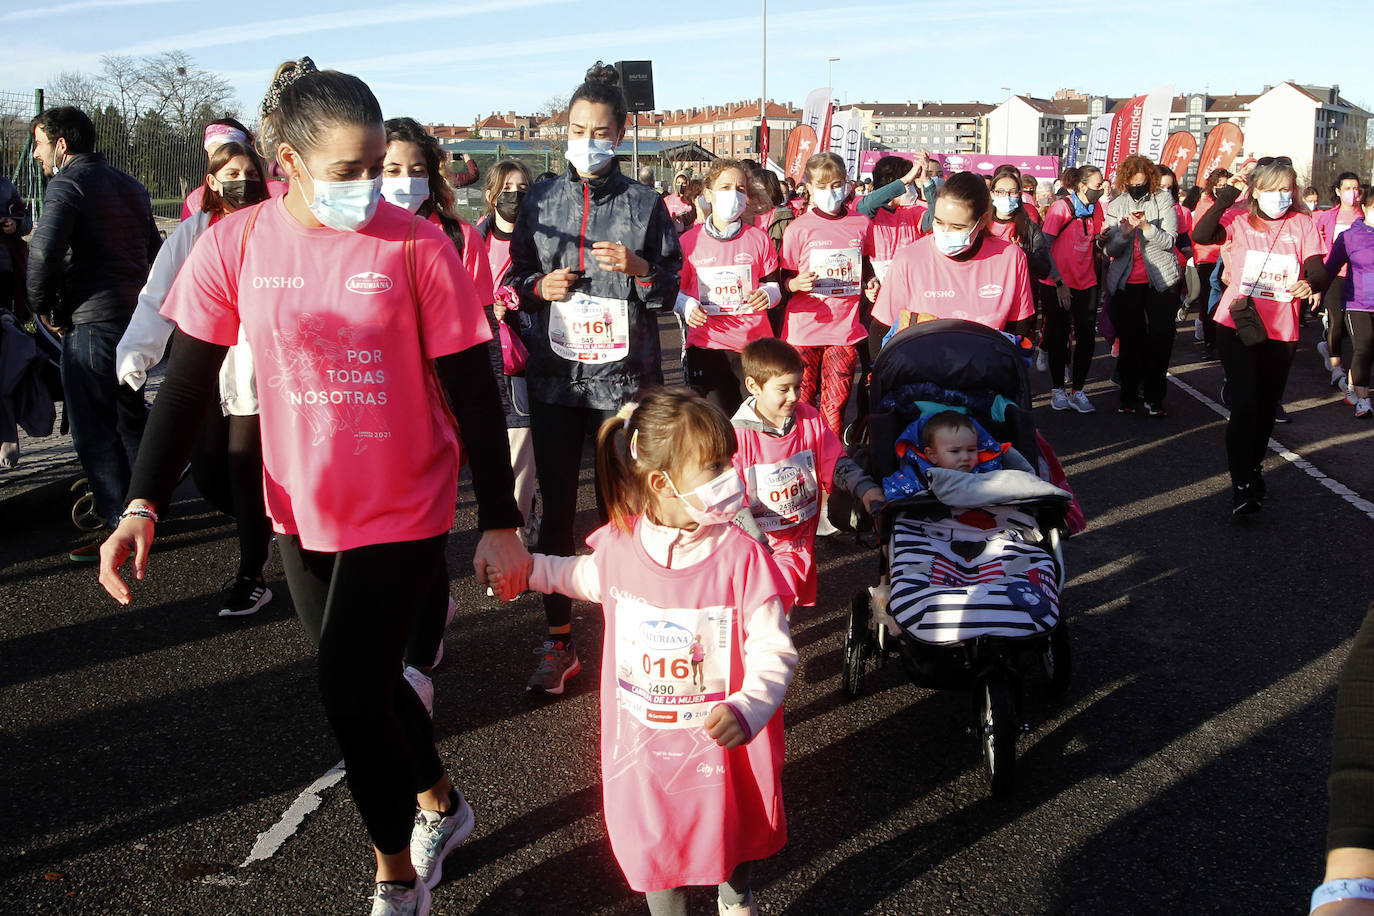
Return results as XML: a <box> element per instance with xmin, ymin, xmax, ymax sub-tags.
<box><xmin>1000</xmin><ymin>86</ymin><xmax>1012</xmax><ymax>155</ymax></box>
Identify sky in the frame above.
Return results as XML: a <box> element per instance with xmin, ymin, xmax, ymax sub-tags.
<box><xmin>2</xmin><ymin>0</ymin><xmax>1369</xmax><ymax>128</ymax></box>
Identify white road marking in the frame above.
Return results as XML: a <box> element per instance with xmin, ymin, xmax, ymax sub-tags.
<box><xmin>1168</xmin><ymin>372</ymin><xmax>1374</xmax><ymax>522</ymax></box>
<box><xmin>239</xmin><ymin>760</ymin><xmax>346</xmax><ymax>867</ymax></box>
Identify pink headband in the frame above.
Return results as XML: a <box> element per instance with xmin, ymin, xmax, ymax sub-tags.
<box><xmin>204</xmin><ymin>124</ymin><xmax>248</xmax><ymax>153</ymax></box>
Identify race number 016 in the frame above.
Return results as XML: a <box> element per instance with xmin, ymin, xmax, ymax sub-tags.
<box><xmin>643</xmin><ymin>655</ymin><xmax>690</xmax><ymax>680</ymax></box>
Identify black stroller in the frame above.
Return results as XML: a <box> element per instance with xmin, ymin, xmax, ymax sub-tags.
<box><xmin>843</xmin><ymin>319</ymin><xmax>1073</xmax><ymax>797</ymax></box>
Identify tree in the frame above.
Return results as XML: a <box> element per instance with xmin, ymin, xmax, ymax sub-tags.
<box><xmin>47</xmin><ymin>69</ymin><xmax>102</xmax><ymax>112</ymax></box>
<box><xmin>139</xmin><ymin>51</ymin><xmax>236</xmax><ymax>133</ymax></box>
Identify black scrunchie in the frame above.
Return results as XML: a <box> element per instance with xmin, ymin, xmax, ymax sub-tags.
<box><xmin>260</xmin><ymin>56</ymin><xmax>319</xmax><ymax>120</ymax></box>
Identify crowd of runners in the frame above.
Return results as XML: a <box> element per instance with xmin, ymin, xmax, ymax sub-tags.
<box><xmin>6</xmin><ymin>52</ymin><xmax>1372</xmax><ymax>915</ymax></box>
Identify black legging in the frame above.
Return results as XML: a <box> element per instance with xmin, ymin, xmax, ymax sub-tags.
<box><xmin>1042</xmin><ymin>285</ymin><xmax>1098</xmax><ymax>391</ymax></box>
<box><xmin>189</xmin><ymin>411</ymin><xmax>273</xmax><ymax>580</ymax></box>
<box><xmin>1108</xmin><ymin>282</ymin><xmax>1178</xmax><ymax>408</ymax></box>
<box><xmin>1327</xmin><ymin>276</ymin><xmax>1349</xmax><ymax>363</ymax></box>
<box><xmin>1347</xmin><ymin>308</ymin><xmax>1374</xmax><ymax>389</ymax></box>
<box><xmin>278</xmin><ymin>532</ymin><xmax>448</xmax><ymax>855</ymax></box>
<box><xmin>684</xmin><ymin>346</ymin><xmax>747</xmax><ymax>416</ymax></box>
<box><xmin>1193</xmin><ymin>262</ymin><xmax>1217</xmax><ymax>348</ymax></box>
<box><xmin>529</xmin><ymin>399</ymin><xmax>616</xmax><ymax>629</ymax></box>
<box><xmin>1216</xmin><ymin>326</ymin><xmax>1297</xmax><ymax>489</ymax></box>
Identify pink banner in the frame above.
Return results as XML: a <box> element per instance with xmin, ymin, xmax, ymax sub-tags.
<box><xmin>859</xmin><ymin>151</ymin><xmax>1059</xmax><ymax>180</ymax></box>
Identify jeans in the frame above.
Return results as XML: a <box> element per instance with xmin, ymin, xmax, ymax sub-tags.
<box><xmin>61</xmin><ymin>319</ymin><xmax>148</xmax><ymax>527</ymax></box>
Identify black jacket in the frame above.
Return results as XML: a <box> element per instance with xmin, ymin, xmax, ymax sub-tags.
<box><xmin>508</xmin><ymin>165</ymin><xmax>682</xmax><ymax>410</ymax></box>
<box><xmin>27</xmin><ymin>153</ymin><xmax>161</xmax><ymax>329</ymax></box>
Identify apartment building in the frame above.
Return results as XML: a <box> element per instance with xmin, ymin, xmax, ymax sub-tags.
<box><xmin>852</xmin><ymin>101</ymin><xmax>993</xmax><ymax>154</ymax></box>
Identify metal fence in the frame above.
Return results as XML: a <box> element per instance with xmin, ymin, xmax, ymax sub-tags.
<box><xmin>2</xmin><ymin>88</ymin><xmax>205</xmax><ymax>220</ymax></box>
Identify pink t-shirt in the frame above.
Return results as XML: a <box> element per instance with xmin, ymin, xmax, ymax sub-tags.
<box><xmin>1317</xmin><ymin>207</ymin><xmax>1363</xmax><ymax>277</ymax></box>
<box><xmin>485</xmin><ymin>231</ymin><xmax>513</xmax><ymax>289</ymax></box>
<box><xmin>161</xmin><ymin>198</ymin><xmax>490</xmax><ymax>552</ymax></box>
<box><xmin>681</xmin><ymin>224</ymin><xmax>779</xmax><ymax>352</ymax></box>
<box><xmin>864</xmin><ymin>203</ymin><xmax>927</xmax><ymax>285</ymax></box>
<box><xmin>781</xmin><ymin>208</ymin><xmax>868</xmax><ymax>347</ymax></box>
<box><xmin>732</xmin><ymin>402</ymin><xmax>842</xmax><ymax>607</ymax></box>
<box><xmin>430</xmin><ymin>213</ymin><xmax>495</xmax><ymax>305</ymax></box>
<box><xmin>1216</xmin><ymin>209</ymin><xmax>1322</xmax><ymax>343</ymax></box>
<box><xmin>1040</xmin><ymin>198</ymin><xmax>1102</xmax><ymax>290</ymax></box>
<box><xmin>873</xmin><ymin>235</ymin><xmax>1034</xmax><ymax>331</ymax></box>
<box><xmin>180</xmin><ymin>180</ymin><xmax>287</xmax><ymax>220</ymax></box>
<box><xmin>588</xmin><ymin>521</ymin><xmax>792</xmax><ymax>892</ymax></box>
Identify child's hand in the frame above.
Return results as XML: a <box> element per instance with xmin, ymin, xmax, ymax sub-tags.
<box><xmin>789</xmin><ymin>272</ymin><xmax>817</xmax><ymax>294</ymax></box>
<box><xmin>685</xmin><ymin>302</ymin><xmax>709</xmax><ymax>327</ymax></box>
<box><xmin>744</xmin><ymin>288</ymin><xmax>771</xmax><ymax>312</ymax></box>
<box><xmin>705</xmin><ymin>705</ymin><xmax>747</xmax><ymax>749</ymax></box>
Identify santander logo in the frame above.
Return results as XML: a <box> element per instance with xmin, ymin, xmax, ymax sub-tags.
<box><xmin>977</xmin><ymin>283</ymin><xmax>1004</xmax><ymax>299</ymax></box>
<box><xmin>346</xmin><ymin>272</ymin><xmax>393</xmax><ymax>295</ymax></box>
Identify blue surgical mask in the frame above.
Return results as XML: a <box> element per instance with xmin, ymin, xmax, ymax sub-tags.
<box><xmin>298</xmin><ymin>158</ymin><xmax>382</xmax><ymax>232</ymax></box>
<box><xmin>1258</xmin><ymin>190</ymin><xmax>1292</xmax><ymax>219</ymax></box>
<box><xmin>380</xmin><ymin>176</ymin><xmax>429</xmax><ymax>214</ymax></box>
<box><xmin>993</xmin><ymin>195</ymin><xmax>1021</xmax><ymax>216</ymax></box>
<box><xmin>566</xmin><ymin>138</ymin><xmax>616</xmax><ymax>174</ymax></box>
<box><xmin>812</xmin><ymin>185</ymin><xmax>847</xmax><ymax>214</ymax></box>
<box><xmin>933</xmin><ymin>225</ymin><xmax>976</xmax><ymax>257</ymax></box>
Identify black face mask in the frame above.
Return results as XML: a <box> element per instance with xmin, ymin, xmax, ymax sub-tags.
<box><xmin>495</xmin><ymin>190</ymin><xmax>525</xmax><ymax>223</ymax></box>
<box><xmin>1084</xmin><ymin>187</ymin><xmax>1104</xmax><ymax>204</ymax></box>
<box><xmin>1127</xmin><ymin>184</ymin><xmax>1150</xmax><ymax>202</ymax></box>
<box><xmin>218</xmin><ymin>179</ymin><xmax>266</xmax><ymax>210</ymax></box>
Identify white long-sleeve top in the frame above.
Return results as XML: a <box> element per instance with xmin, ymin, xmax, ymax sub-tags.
<box><xmin>115</xmin><ymin>210</ymin><xmax>258</xmax><ymax>415</ymax></box>
<box><xmin>529</xmin><ymin>518</ymin><xmax>798</xmax><ymax>741</ymax></box>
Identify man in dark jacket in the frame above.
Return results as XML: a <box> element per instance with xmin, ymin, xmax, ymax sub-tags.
<box><xmin>28</xmin><ymin>106</ymin><xmax>161</xmax><ymax>560</ymax></box>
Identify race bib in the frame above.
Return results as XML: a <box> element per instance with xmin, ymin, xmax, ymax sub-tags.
<box><xmin>749</xmin><ymin>450</ymin><xmax>819</xmax><ymax>532</ymax></box>
<box><xmin>697</xmin><ymin>264</ymin><xmax>751</xmax><ymax>315</ymax></box>
<box><xmin>548</xmin><ymin>292</ymin><xmax>630</xmax><ymax>363</ymax></box>
<box><xmin>871</xmin><ymin>259</ymin><xmax>893</xmax><ymax>284</ymax></box>
<box><xmin>614</xmin><ymin>594</ymin><xmax>733</xmax><ymax>729</ymax></box>
<box><xmin>808</xmin><ymin>247</ymin><xmax>861</xmax><ymax>297</ymax></box>
<box><xmin>1238</xmin><ymin>249</ymin><xmax>1299</xmax><ymax>303</ymax></box>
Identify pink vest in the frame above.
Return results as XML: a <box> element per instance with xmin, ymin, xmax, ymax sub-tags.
<box><xmin>589</xmin><ymin>521</ymin><xmax>791</xmax><ymax>892</ymax></box>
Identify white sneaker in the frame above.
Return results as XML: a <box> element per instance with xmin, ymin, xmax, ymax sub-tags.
<box><xmin>1333</xmin><ymin>366</ymin><xmax>1347</xmax><ymax>390</ymax></box>
<box><xmin>370</xmin><ymin>880</ymin><xmax>431</xmax><ymax>916</ymax></box>
<box><xmin>1357</xmin><ymin>398</ymin><xmax>1373</xmax><ymax>419</ymax></box>
<box><xmin>1050</xmin><ymin>388</ymin><xmax>1070</xmax><ymax>411</ymax></box>
<box><xmin>411</xmin><ymin>791</ymin><xmax>476</xmax><ymax>889</ymax></box>
<box><xmin>816</xmin><ymin>513</ymin><xmax>840</xmax><ymax>537</ymax></box>
<box><xmin>1194</xmin><ymin>319</ymin><xmax>1204</xmax><ymax>341</ymax></box>
<box><xmin>404</xmin><ymin>666</ymin><xmax>434</xmax><ymax>718</ymax></box>
<box><xmin>1318</xmin><ymin>340</ymin><xmax>1332</xmax><ymax>371</ymax></box>
<box><xmin>1067</xmin><ymin>390</ymin><xmax>1095</xmax><ymax>414</ymax></box>
<box><xmin>1035</xmin><ymin>348</ymin><xmax>1049</xmax><ymax>373</ymax></box>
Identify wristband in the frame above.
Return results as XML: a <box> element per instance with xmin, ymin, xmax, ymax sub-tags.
<box><xmin>120</xmin><ymin>505</ymin><xmax>159</xmax><ymax>524</ymax></box>
<box><xmin>1312</xmin><ymin>878</ymin><xmax>1374</xmax><ymax>912</ymax></box>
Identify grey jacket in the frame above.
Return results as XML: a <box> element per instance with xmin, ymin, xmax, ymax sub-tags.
<box><xmin>1102</xmin><ymin>189</ymin><xmax>1179</xmax><ymax>292</ymax></box>
<box><xmin>508</xmin><ymin>165</ymin><xmax>682</xmax><ymax>410</ymax></box>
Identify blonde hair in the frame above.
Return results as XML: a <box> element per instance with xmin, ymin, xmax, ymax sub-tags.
<box><xmin>483</xmin><ymin>158</ymin><xmax>533</xmax><ymax>217</ymax></box>
<box><xmin>596</xmin><ymin>388</ymin><xmax>737</xmax><ymax>533</ymax></box>
<box><xmin>805</xmin><ymin>151</ymin><xmax>847</xmax><ymax>184</ymax></box>
<box><xmin>1247</xmin><ymin>161</ymin><xmax>1299</xmax><ymax>229</ymax></box>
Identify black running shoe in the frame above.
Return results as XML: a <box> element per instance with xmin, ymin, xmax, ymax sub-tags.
<box><xmin>219</xmin><ymin>576</ymin><xmax>272</xmax><ymax>617</ymax></box>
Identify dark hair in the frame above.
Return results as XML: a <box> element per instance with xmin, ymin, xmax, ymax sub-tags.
<box><xmin>1362</xmin><ymin>186</ymin><xmax>1374</xmax><ymax>210</ymax></box>
<box><xmin>266</xmin><ymin>65</ymin><xmax>382</xmax><ymax>159</ymax></box>
<box><xmin>758</xmin><ymin>170</ymin><xmax>784</xmax><ymax>207</ymax></box>
<box><xmin>385</xmin><ymin>116</ymin><xmax>466</xmax><ymax>256</ymax></box>
<box><xmin>1303</xmin><ymin>186</ymin><xmax>1319</xmax><ymax>199</ymax></box>
<box><xmin>680</xmin><ymin>177</ymin><xmax>704</xmax><ymax>227</ymax></box>
<box><xmin>1204</xmin><ymin>168</ymin><xmax>1231</xmax><ymax>195</ymax></box>
<box><xmin>939</xmin><ymin>171</ymin><xmax>991</xmax><ymax>222</ymax></box>
<box><xmin>569</xmin><ymin>61</ymin><xmax>627</xmax><ymax>129</ymax></box>
<box><xmin>596</xmin><ymin>388</ymin><xmax>737</xmax><ymax>533</ymax></box>
<box><xmin>1020</xmin><ymin>174</ymin><xmax>1038</xmax><ymax>194</ymax></box>
<box><xmin>1334</xmin><ymin>171</ymin><xmax>1361</xmax><ymax>200</ymax></box>
<box><xmin>990</xmin><ymin>165</ymin><xmax>1032</xmax><ymax>244</ymax></box>
<box><xmin>872</xmin><ymin>155</ymin><xmax>913</xmax><ymax>190</ymax></box>
<box><xmin>31</xmin><ymin>106</ymin><xmax>96</xmax><ymax>155</ymax></box>
<box><xmin>741</xmin><ymin>337</ymin><xmax>804</xmax><ymax>384</ymax></box>
<box><xmin>1157</xmin><ymin>165</ymin><xmax>1180</xmax><ymax>202</ymax></box>
<box><xmin>920</xmin><ymin>411</ymin><xmax>976</xmax><ymax>450</ymax></box>
<box><xmin>201</xmin><ymin>140</ymin><xmax>268</xmax><ymax>215</ymax></box>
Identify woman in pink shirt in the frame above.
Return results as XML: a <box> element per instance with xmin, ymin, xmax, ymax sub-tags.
<box><xmin>98</xmin><ymin>62</ymin><xmax>529</xmax><ymax>915</ymax></box>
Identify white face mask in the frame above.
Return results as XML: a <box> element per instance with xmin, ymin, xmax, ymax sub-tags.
<box><xmin>1258</xmin><ymin>190</ymin><xmax>1292</xmax><ymax>220</ymax></box>
<box><xmin>812</xmin><ymin>185</ymin><xmax>847</xmax><ymax>214</ymax></box>
<box><xmin>298</xmin><ymin>158</ymin><xmax>382</xmax><ymax>232</ymax></box>
<box><xmin>667</xmin><ymin>468</ymin><xmax>746</xmax><ymax>527</ymax></box>
<box><xmin>380</xmin><ymin>176</ymin><xmax>430</xmax><ymax>214</ymax></box>
<box><xmin>933</xmin><ymin>225</ymin><xmax>976</xmax><ymax>257</ymax></box>
<box><xmin>566</xmin><ymin>137</ymin><xmax>616</xmax><ymax>174</ymax></box>
<box><xmin>993</xmin><ymin>195</ymin><xmax>1021</xmax><ymax>216</ymax></box>
<box><xmin>710</xmin><ymin>189</ymin><xmax>746</xmax><ymax>223</ymax></box>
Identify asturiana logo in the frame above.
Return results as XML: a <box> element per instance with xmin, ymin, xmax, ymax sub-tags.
<box><xmin>638</xmin><ymin>620</ymin><xmax>693</xmax><ymax>651</ymax></box>
<box><xmin>346</xmin><ymin>272</ymin><xmax>393</xmax><ymax>295</ymax></box>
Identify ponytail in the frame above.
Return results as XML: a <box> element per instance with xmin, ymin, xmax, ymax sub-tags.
<box><xmin>596</xmin><ymin>413</ymin><xmax>641</xmax><ymax>534</ymax></box>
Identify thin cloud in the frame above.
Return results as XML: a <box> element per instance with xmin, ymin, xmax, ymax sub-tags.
<box><xmin>0</xmin><ymin>0</ymin><xmax>183</xmax><ymax>22</ymax></box>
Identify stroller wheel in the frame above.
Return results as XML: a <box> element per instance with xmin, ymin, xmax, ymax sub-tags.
<box><xmin>841</xmin><ymin>590</ymin><xmax>869</xmax><ymax>700</ymax></box>
<box><xmin>71</xmin><ymin>480</ymin><xmax>104</xmax><ymax>532</ymax></box>
<box><xmin>979</xmin><ymin>670</ymin><xmax>1017</xmax><ymax>798</ymax></box>
<box><xmin>1041</xmin><ymin>622</ymin><xmax>1073</xmax><ymax>696</ymax></box>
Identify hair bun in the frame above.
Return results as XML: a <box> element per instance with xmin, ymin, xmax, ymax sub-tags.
<box><xmin>584</xmin><ymin>61</ymin><xmax>620</xmax><ymax>87</ymax></box>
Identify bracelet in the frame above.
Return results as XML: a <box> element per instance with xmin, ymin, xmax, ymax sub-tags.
<box><xmin>1312</xmin><ymin>878</ymin><xmax>1374</xmax><ymax>912</ymax></box>
<box><xmin>119</xmin><ymin>505</ymin><xmax>159</xmax><ymax>524</ymax></box>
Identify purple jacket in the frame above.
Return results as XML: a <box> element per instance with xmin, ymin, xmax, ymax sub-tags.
<box><xmin>1325</xmin><ymin>218</ymin><xmax>1374</xmax><ymax>312</ymax></box>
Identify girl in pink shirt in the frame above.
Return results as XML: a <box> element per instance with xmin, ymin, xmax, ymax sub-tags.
<box><xmin>677</xmin><ymin>158</ymin><xmax>781</xmax><ymax>415</ymax></box>
<box><xmin>98</xmin><ymin>63</ymin><xmax>530</xmax><ymax>916</ymax></box>
<box><xmin>490</xmin><ymin>388</ymin><xmax>797</xmax><ymax>916</ymax></box>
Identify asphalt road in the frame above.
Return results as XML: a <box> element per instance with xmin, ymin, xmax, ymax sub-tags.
<box><xmin>3</xmin><ymin>317</ymin><xmax>1373</xmax><ymax>915</ymax></box>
